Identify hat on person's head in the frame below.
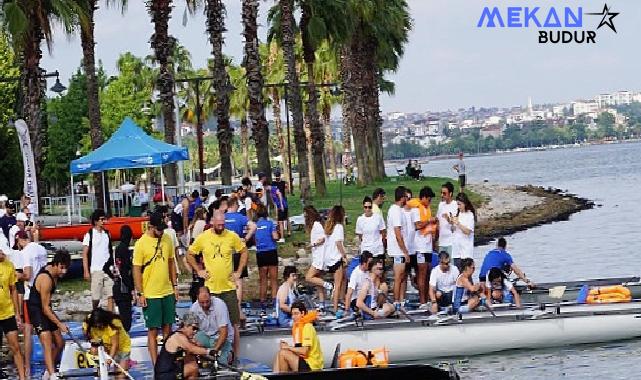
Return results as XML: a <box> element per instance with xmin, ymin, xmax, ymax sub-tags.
<box><xmin>179</xmin><ymin>311</ymin><xmax>200</xmax><ymax>327</ymax></box>
<box><xmin>257</xmin><ymin>172</ymin><xmax>266</xmax><ymax>179</ymax></box>
<box><xmin>16</xmin><ymin>212</ymin><xmax>29</xmax><ymax>222</ymax></box>
<box><xmin>148</xmin><ymin>211</ymin><xmax>168</xmax><ymax>231</ymax></box>
<box><xmin>274</xmin><ymin>169</ymin><xmax>281</xmax><ymax>177</ymax></box>
<box><xmin>16</xmin><ymin>230</ymin><xmax>29</xmax><ymax>240</ymax></box>
<box><xmin>6</xmin><ymin>200</ymin><xmax>15</xmax><ymax>210</ymax></box>
<box><xmin>0</xmin><ymin>195</ymin><xmax>7</xmax><ymax>202</ymax></box>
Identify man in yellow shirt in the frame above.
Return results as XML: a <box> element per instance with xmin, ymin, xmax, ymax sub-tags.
<box><xmin>273</xmin><ymin>301</ymin><xmax>323</xmax><ymax>372</ymax></box>
<box><xmin>371</xmin><ymin>188</ymin><xmax>386</xmax><ymax>216</ymax></box>
<box><xmin>133</xmin><ymin>211</ymin><xmax>178</xmax><ymax>365</ymax></box>
<box><xmin>0</xmin><ymin>244</ymin><xmax>26</xmax><ymax>380</ymax></box>
<box><xmin>187</xmin><ymin>210</ymin><xmax>247</xmax><ymax>360</ymax></box>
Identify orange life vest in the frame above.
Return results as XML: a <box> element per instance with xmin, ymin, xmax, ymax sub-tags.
<box><xmin>406</xmin><ymin>198</ymin><xmax>435</xmax><ymax>236</ymax></box>
<box><xmin>291</xmin><ymin>310</ymin><xmax>319</xmax><ymax>358</ymax></box>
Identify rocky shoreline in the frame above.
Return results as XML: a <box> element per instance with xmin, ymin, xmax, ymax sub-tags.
<box><xmin>473</xmin><ymin>184</ymin><xmax>595</xmax><ymax>246</ymax></box>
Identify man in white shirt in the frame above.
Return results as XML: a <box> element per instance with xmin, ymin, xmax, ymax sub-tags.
<box><xmin>436</xmin><ymin>182</ymin><xmax>459</xmax><ymax>265</ymax></box>
<box><xmin>9</xmin><ymin>212</ymin><xmax>29</xmax><ymax>249</ymax></box>
<box><xmin>453</xmin><ymin>152</ymin><xmax>466</xmax><ymax>192</ymax></box>
<box><xmin>429</xmin><ymin>251</ymin><xmax>460</xmax><ymax>314</ymax></box>
<box><xmin>345</xmin><ymin>251</ymin><xmax>374</xmax><ymax>312</ymax></box>
<box><xmin>355</xmin><ymin>197</ymin><xmax>386</xmax><ymax>257</ymax></box>
<box><xmin>190</xmin><ymin>287</ymin><xmax>234</xmax><ymax>364</ymax></box>
<box><xmin>402</xmin><ymin>188</ymin><xmax>420</xmax><ymax>302</ymax></box>
<box><xmin>412</xmin><ymin>186</ymin><xmax>437</xmax><ymax>309</ymax></box>
<box><xmin>82</xmin><ymin>209</ymin><xmax>114</xmax><ymax>311</ymax></box>
<box><xmin>387</xmin><ymin>186</ymin><xmax>410</xmax><ymax>309</ymax></box>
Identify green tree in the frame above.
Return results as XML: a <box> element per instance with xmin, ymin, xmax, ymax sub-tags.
<box><xmin>597</xmin><ymin>111</ymin><xmax>616</xmax><ymax>138</ymax></box>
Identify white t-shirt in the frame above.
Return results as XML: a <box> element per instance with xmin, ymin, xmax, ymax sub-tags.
<box><xmin>348</xmin><ymin>266</ymin><xmax>368</xmax><ymax>301</ymax></box>
<box><xmin>165</xmin><ymin>228</ymin><xmax>180</xmax><ymax>249</ymax></box>
<box><xmin>452</xmin><ymin>211</ymin><xmax>474</xmax><ymax>260</ymax></box>
<box><xmin>402</xmin><ymin>208</ymin><xmax>419</xmax><ymax>255</ymax></box>
<box><xmin>436</xmin><ymin>200</ymin><xmax>459</xmax><ymax>247</ymax></box>
<box><xmin>173</xmin><ymin>203</ymin><xmax>183</xmax><ymax>215</ymax></box>
<box><xmin>355</xmin><ymin>214</ymin><xmax>385</xmax><ymax>256</ymax></box>
<box><xmin>189</xmin><ymin>297</ymin><xmax>234</xmax><ymax>344</ymax></box>
<box><xmin>8</xmin><ymin>225</ymin><xmax>20</xmax><ymax>248</ymax></box>
<box><xmin>323</xmin><ymin>224</ymin><xmax>344</xmax><ymax>265</ymax></box>
<box><xmin>27</xmin><ymin>203</ymin><xmax>37</xmax><ymax>221</ymax></box>
<box><xmin>386</xmin><ymin>204</ymin><xmax>405</xmax><ymax>257</ymax></box>
<box><xmin>21</xmin><ymin>242</ymin><xmax>48</xmax><ymax>300</ymax></box>
<box><xmin>429</xmin><ymin>265</ymin><xmax>460</xmax><ymax>293</ymax></box>
<box><xmin>82</xmin><ymin>228</ymin><xmax>111</xmax><ymax>272</ymax></box>
<box><xmin>310</xmin><ymin>221</ymin><xmax>325</xmax><ymax>269</ymax></box>
<box><xmin>457</xmin><ymin>159</ymin><xmax>466</xmax><ymax>175</ymax></box>
<box><xmin>413</xmin><ymin>211</ymin><xmax>432</xmax><ymax>254</ymax></box>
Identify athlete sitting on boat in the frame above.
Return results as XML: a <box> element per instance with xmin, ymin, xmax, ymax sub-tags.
<box><xmin>355</xmin><ymin>259</ymin><xmax>395</xmax><ymax>319</ymax></box>
<box><xmin>190</xmin><ymin>287</ymin><xmax>234</xmax><ymax>365</ymax></box>
<box><xmin>276</xmin><ymin>266</ymin><xmax>299</xmax><ymax>327</ymax></box>
<box><xmin>486</xmin><ymin>267</ymin><xmax>522</xmax><ymax>307</ymax></box>
<box><xmin>429</xmin><ymin>251</ymin><xmax>459</xmax><ymax>314</ymax></box>
<box><xmin>453</xmin><ymin>258</ymin><xmax>486</xmax><ymax>314</ymax></box>
<box><xmin>153</xmin><ymin>312</ymin><xmax>218</xmax><ymax>380</ymax></box>
<box><xmin>479</xmin><ymin>238</ymin><xmax>532</xmax><ymax>287</ymax></box>
<box><xmin>83</xmin><ymin>307</ymin><xmax>131</xmax><ymax>378</ymax></box>
<box><xmin>345</xmin><ymin>251</ymin><xmax>374</xmax><ymax>314</ymax></box>
<box><xmin>273</xmin><ymin>300</ymin><xmax>323</xmax><ymax>373</ymax></box>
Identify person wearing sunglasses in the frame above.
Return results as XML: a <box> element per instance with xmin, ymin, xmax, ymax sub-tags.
<box><xmin>355</xmin><ymin>196</ymin><xmax>386</xmax><ymax>259</ymax></box>
<box><xmin>154</xmin><ymin>312</ymin><xmax>218</xmax><ymax>380</ymax></box>
<box><xmin>82</xmin><ymin>209</ymin><xmax>115</xmax><ymax>311</ymax></box>
<box><xmin>429</xmin><ymin>251</ymin><xmax>459</xmax><ymax>314</ymax></box>
<box><xmin>436</xmin><ymin>182</ymin><xmax>459</xmax><ymax>265</ymax></box>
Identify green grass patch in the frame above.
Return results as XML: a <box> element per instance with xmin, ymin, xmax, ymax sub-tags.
<box><xmin>57</xmin><ymin>278</ymin><xmax>89</xmax><ymax>293</ymax></box>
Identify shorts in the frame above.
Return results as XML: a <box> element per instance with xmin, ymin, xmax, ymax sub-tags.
<box><xmin>326</xmin><ymin>259</ymin><xmax>343</xmax><ymax>274</ymax></box>
<box><xmin>28</xmin><ymin>306</ymin><xmax>58</xmax><ymax>335</ymax></box>
<box><xmin>15</xmin><ymin>269</ymin><xmax>24</xmax><ymax>295</ymax></box>
<box><xmin>233</xmin><ymin>253</ymin><xmax>249</xmax><ymax>279</ymax></box>
<box><xmin>311</xmin><ymin>253</ymin><xmax>324</xmax><ymax>271</ymax></box>
<box><xmin>91</xmin><ymin>271</ymin><xmax>114</xmax><ymax>301</ymax></box>
<box><xmin>298</xmin><ymin>357</ymin><xmax>311</xmax><ymax>372</ymax></box>
<box><xmin>113</xmin><ymin>351</ymin><xmax>131</xmax><ymax>363</ymax></box>
<box><xmin>459</xmin><ymin>174</ymin><xmax>466</xmax><ymax>187</ymax></box>
<box><xmin>256</xmin><ymin>250</ymin><xmax>278</xmax><ymax>267</ymax></box>
<box><xmin>0</xmin><ymin>316</ymin><xmax>18</xmax><ymax>334</ymax></box>
<box><xmin>22</xmin><ymin>301</ymin><xmax>31</xmax><ymax>325</ymax></box>
<box><xmin>143</xmin><ymin>294</ymin><xmax>176</xmax><ymax>329</ymax></box>
<box><xmin>277</xmin><ymin>208</ymin><xmax>289</xmax><ymax>222</ymax></box>
<box><xmin>212</xmin><ymin>290</ymin><xmax>240</xmax><ymax>325</ymax></box>
<box><xmin>194</xmin><ymin>331</ymin><xmax>233</xmax><ymax>364</ymax></box>
<box><xmin>437</xmin><ymin>291</ymin><xmax>453</xmax><ymax>308</ymax></box>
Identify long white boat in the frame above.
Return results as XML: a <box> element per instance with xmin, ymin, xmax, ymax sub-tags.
<box><xmin>238</xmin><ymin>301</ymin><xmax>641</xmax><ymax>366</ymax></box>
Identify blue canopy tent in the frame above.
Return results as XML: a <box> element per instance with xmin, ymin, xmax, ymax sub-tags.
<box><xmin>70</xmin><ymin>117</ymin><xmax>189</xmax><ymax>218</ymax></box>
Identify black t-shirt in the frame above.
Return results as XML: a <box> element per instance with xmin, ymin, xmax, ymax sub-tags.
<box><xmin>0</xmin><ymin>215</ymin><xmax>16</xmax><ymax>239</ymax></box>
<box><xmin>272</xmin><ymin>180</ymin><xmax>287</xmax><ymax>200</ymax></box>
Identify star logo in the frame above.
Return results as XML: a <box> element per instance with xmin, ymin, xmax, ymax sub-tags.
<box><xmin>586</xmin><ymin>4</ymin><xmax>619</xmax><ymax>33</ymax></box>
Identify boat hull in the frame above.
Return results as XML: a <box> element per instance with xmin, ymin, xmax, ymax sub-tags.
<box><xmin>39</xmin><ymin>217</ymin><xmax>148</xmax><ymax>241</ymax></box>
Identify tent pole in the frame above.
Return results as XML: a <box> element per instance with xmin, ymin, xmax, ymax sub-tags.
<box><xmin>102</xmin><ymin>172</ymin><xmax>107</xmax><ymax>215</ymax></box>
<box><xmin>70</xmin><ymin>174</ymin><xmax>74</xmax><ymax>225</ymax></box>
<box><xmin>160</xmin><ymin>166</ymin><xmax>166</xmax><ymax>205</ymax></box>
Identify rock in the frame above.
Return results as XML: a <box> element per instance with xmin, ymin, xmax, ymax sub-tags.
<box><xmin>295</xmin><ymin>257</ymin><xmax>311</xmax><ymax>266</ymax></box>
<box><xmin>296</xmin><ymin>249</ymin><xmax>307</xmax><ymax>257</ymax></box>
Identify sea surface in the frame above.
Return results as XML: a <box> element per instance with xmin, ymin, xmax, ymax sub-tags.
<box><xmin>400</xmin><ymin>141</ymin><xmax>641</xmax><ymax>379</ymax></box>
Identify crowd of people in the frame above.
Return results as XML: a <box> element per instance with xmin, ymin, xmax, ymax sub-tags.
<box><xmin>0</xmin><ymin>166</ymin><xmax>534</xmax><ymax>378</ymax></box>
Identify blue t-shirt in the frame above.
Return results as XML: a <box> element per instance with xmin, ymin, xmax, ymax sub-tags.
<box><xmin>225</xmin><ymin>211</ymin><xmax>248</xmax><ymax>238</ymax></box>
<box><xmin>188</xmin><ymin>197</ymin><xmax>202</xmax><ymax>220</ymax></box>
<box><xmin>271</xmin><ymin>185</ymin><xmax>288</xmax><ymax>209</ymax></box>
<box><xmin>255</xmin><ymin>218</ymin><xmax>277</xmax><ymax>252</ymax></box>
<box><xmin>479</xmin><ymin>249</ymin><xmax>514</xmax><ymax>281</ymax></box>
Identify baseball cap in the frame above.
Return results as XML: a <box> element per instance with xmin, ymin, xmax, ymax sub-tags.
<box><xmin>148</xmin><ymin>211</ymin><xmax>168</xmax><ymax>231</ymax></box>
<box><xmin>16</xmin><ymin>212</ymin><xmax>29</xmax><ymax>222</ymax></box>
<box><xmin>16</xmin><ymin>230</ymin><xmax>29</xmax><ymax>240</ymax></box>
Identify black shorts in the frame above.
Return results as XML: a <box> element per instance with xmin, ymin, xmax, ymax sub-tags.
<box><xmin>277</xmin><ymin>208</ymin><xmax>289</xmax><ymax>222</ymax></box>
<box><xmin>28</xmin><ymin>306</ymin><xmax>58</xmax><ymax>335</ymax></box>
<box><xmin>298</xmin><ymin>357</ymin><xmax>311</xmax><ymax>372</ymax></box>
<box><xmin>406</xmin><ymin>254</ymin><xmax>419</xmax><ymax>274</ymax></box>
<box><xmin>326</xmin><ymin>259</ymin><xmax>343</xmax><ymax>274</ymax></box>
<box><xmin>15</xmin><ymin>270</ymin><xmax>24</xmax><ymax>295</ymax></box>
<box><xmin>459</xmin><ymin>174</ymin><xmax>466</xmax><ymax>187</ymax></box>
<box><xmin>0</xmin><ymin>316</ymin><xmax>18</xmax><ymax>334</ymax></box>
<box><xmin>437</xmin><ymin>291</ymin><xmax>453</xmax><ymax>308</ymax></box>
<box><xmin>256</xmin><ymin>250</ymin><xmax>278</xmax><ymax>267</ymax></box>
<box><xmin>233</xmin><ymin>253</ymin><xmax>249</xmax><ymax>279</ymax></box>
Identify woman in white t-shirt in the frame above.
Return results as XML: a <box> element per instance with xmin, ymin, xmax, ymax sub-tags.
<box><xmin>304</xmin><ymin>206</ymin><xmax>332</xmax><ymax>306</ymax></box>
<box><xmin>355</xmin><ymin>196</ymin><xmax>386</xmax><ymax>257</ymax></box>
<box><xmin>322</xmin><ymin>205</ymin><xmax>347</xmax><ymax>313</ymax></box>
<box><xmin>451</xmin><ymin>192</ymin><xmax>476</xmax><ymax>268</ymax></box>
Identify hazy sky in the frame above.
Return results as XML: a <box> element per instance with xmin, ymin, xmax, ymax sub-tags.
<box><xmin>41</xmin><ymin>0</ymin><xmax>636</xmax><ymax>113</ymax></box>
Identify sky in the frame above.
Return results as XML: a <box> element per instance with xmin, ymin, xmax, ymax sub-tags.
<box><xmin>41</xmin><ymin>0</ymin><xmax>638</xmax><ymax>114</ymax></box>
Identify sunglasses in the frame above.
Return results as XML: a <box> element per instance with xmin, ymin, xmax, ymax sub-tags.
<box><xmin>363</xmin><ymin>205</ymin><xmax>372</xmax><ymax>209</ymax></box>
<box><xmin>191</xmin><ymin>325</ymin><xmax>200</xmax><ymax>332</ymax></box>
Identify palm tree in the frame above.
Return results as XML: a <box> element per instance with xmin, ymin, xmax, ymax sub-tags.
<box><xmin>205</xmin><ymin>0</ymin><xmax>233</xmax><ymax>185</ymax></box>
<box><xmin>315</xmin><ymin>41</ymin><xmax>341</xmax><ymax>180</ymax></box>
<box><xmin>2</xmin><ymin>0</ymin><xmax>83</xmax><ymax>201</ymax></box>
<box><xmin>241</xmin><ymin>0</ymin><xmax>271</xmax><ymax>181</ymax></box>
<box><xmin>147</xmin><ymin>0</ymin><xmax>181</xmax><ymax>186</ymax></box>
<box><xmin>275</xmin><ymin>0</ymin><xmax>310</xmax><ymax>200</ymax></box>
<box><xmin>228</xmin><ymin>63</ymin><xmax>251</xmax><ymax>177</ymax></box>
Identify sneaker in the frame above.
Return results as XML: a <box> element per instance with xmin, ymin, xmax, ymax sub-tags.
<box><xmin>249</xmin><ymin>246</ymin><xmax>257</xmax><ymax>251</ymax></box>
<box><xmin>418</xmin><ymin>303</ymin><xmax>430</xmax><ymax>311</ymax></box>
<box><xmin>277</xmin><ymin>238</ymin><xmax>285</xmax><ymax>243</ymax></box>
<box><xmin>394</xmin><ymin>302</ymin><xmax>401</xmax><ymax>312</ymax></box>
<box><xmin>323</xmin><ymin>281</ymin><xmax>334</xmax><ymax>292</ymax></box>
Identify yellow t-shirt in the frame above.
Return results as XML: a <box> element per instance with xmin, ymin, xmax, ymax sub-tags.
<box><xmin>188</xmin><ymin>229</ymin><xmax>245</xmax><ymax>293</ymax></box>
<box><xmin>133</xmin><ymin>233</ymin><xmax>175</xmax><ymax>299</ymax></box>
<box><xmin>301</xmin><ymin>323</ymin><xmax>323</xmax><ymax>370</ymax></box>
<box><xmin>86</xmin><ymin>319</ymin><xmax>131</xmax><ymax>354</ymax></box>
<box><xmin>0</xmin><ymin>260</ymin><xmax>17</xmax><ymax>320</ymax></box>
<box><xmin>372</xmin><ymin>203</ymin><xmax>382</xmax><ymax>216</ymax></box>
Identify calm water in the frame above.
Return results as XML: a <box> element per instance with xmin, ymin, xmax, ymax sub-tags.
<box><xmin>409</xmin><ymin>142</ymin><xmax>641</xmax><ymax>379</ymax></box>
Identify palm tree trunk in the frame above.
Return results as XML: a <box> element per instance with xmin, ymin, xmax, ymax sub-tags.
<box><xmin>304</xmin><ymin>120</ymin><xmax>314</xmax><ymax>184</ymax></box>
<box><xmin>280</xmin><ymin>0</ymin><xmax>310</xmax><ymax>200</ymax></box>
<box><xmin>148</xmin><ymin>0</ymin><xmax>178</xmax><ymax>186</ymax></box>
<box><xmin>240</xmin><ymin>115</ymin><xmax>250</xmax><ymax>176</ymax></box>
<box><xmin>207</xmin><ymin>0</ymin><xmax>233</xmax><ymax>185</ymax></box>
<box><xmin>80</xmin><ymin>0</ymin><xmax>111</xmax><ymax>213</ymax></box>
<box><xmin>242</xmin><ymin>0</ymin><xmax>272</xmax><ymax>181</ymax></box>
<box><xmin>363</xmin><ymin>38</ymin><xmax>386</xmax><ymax>180</ymax></box>
<box><xmin>323</xmin><ymin>103</ymin><xmax>337</xmax><ymax>180</ymax></box>
<box><xmin>272</xmin><ymin>89</ymin><xmax>291</xmax><ymax>187</ymax></box>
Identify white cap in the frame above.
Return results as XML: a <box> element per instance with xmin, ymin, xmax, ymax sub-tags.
<box><xmin>16</xmin><ymin>212</ymin><xmax>29</xmax><ymax>222</ymax></box>
<box><xmin>0</xmin><ymin>195</ymin><xmax>7</xmax><ymax>202</ymax></box>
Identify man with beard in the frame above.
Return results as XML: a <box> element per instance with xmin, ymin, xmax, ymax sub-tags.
<box><xmin>133</xmin><ymin>211</ymin><xmax>179</xmax><ymax>365</ymax></box>
<box><xmin>187</xmin><ymin>210</ymin><xmax>248</xmax><ymax>362</ymax></box>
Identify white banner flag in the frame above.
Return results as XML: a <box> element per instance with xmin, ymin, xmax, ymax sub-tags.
<box><xmin>14</xmin><ymin>119</ymin><xmax>39</xmax><ymax>215</ymax></box>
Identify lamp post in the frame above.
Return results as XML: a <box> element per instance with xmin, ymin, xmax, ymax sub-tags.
<box><xmin>264</xmin><ymin>81</ymin><xmax>340</xmax><ymax>196</ymax></box>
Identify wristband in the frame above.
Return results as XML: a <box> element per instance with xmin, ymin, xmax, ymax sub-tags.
<box><xmin>208</xmin><ymin>349</ymin><xmax>218</xmax><ymax>357</ymax></box>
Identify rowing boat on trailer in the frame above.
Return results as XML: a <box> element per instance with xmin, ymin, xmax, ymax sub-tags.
<box><xmin>518</xmin><ymin>276</ymin><xmax>641</xmax><ymax>304</ymax></box>
<box><xmin>39</xmin><ymin>216</ymin><xmax>148</xmax><ymax>241</ymax></box>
